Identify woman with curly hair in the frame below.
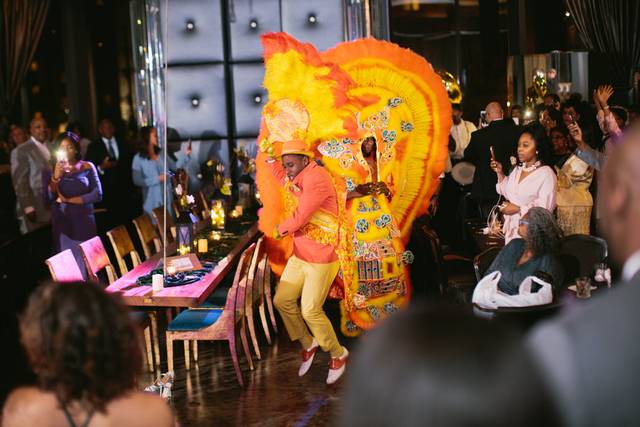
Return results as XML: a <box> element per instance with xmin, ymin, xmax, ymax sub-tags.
<box><xmin>484</xmin><ymin>207</ymin><xmax>564</xmax><ymax>295</ymax></box>
<box><xmin>491</xmin><ymin>125</ymin><xmax>557</xmax><ymax>243</ymax></box>
<box><xmin>2</xmin><ymin>281</ymin><xmax>173</xmax><ymax>427</ymax></box>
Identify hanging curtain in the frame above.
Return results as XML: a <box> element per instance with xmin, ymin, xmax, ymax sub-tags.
<box><xmin>565</xmin><ymin>0</ymin><xmax>640</xmax><ymax>87</ymax></box>
<box><xmin>0</xmin><ymin>0</ymin><xmax>50</xmax><ymax>116</ymax></box>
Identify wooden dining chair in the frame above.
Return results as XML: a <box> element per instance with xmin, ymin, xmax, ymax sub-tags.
<box><xmin>76</xmin><ymin>236</ymin><xmax>155</xmax><ymax>371</ymax></box>
<box><xmin>79</xmin><ymin>236</ymin><xmax>118</xmax><ymax>285</ymax></box>
<box><xmin>152</xmin><ymin>207</ymin><xmax>176</xmax><ymax>244</ymax></box>
<box><xmin>166</xmin><ymin>243</ymin><xmax>256</xmax><ymax>386</ymax></box>
<box><xmin>133</xmin><ymin>213</ymin><xmax>162</xmax><ymax>259</ymax></box>
<box><xmin>198</xmin><ymin>236</ymin><xmax>267</xmax><ymax>356</ymax></box>
<box><xmin>106</xmin><ymin>225</ymin><xmax>142</xmax><ymax>277</ymax></box>
<box><xmin>45</xmin><ymin>249</ymin><xmax>85</xmax><ymax>282</ymax></box>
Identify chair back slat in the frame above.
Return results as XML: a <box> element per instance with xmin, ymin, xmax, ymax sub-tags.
<box><xmin>171</xmin><ymin>200</ymin><xmax>180</xmax><ymax>218</ymax></box>
<box><xmin>133</xmin><ymin>214</ymin><xmax>162</xmax><ymax>259</ymax></box>
<box><xmin>79</xmin><ymin>236</ymin><xmax>118</xmax><ymax>284</ymax></box>
<box><xmin>106</xmin><ymin>225</ymin><xmax>141</xmax><ymax>276</ymax></box>
<box><xmin>45</xmin><ymin>249</ymin><xmax>84</xmax><ymax>282</ymax></box>
<box><xmin>152</xmin><ymin>207</ymin><xmax>176</xmax><ymax>244</ymax></box>
<box><xmin>249</xmin><ymin>237</ymin><xmax>267</xmax><ymax>305</ymax></box>
<box><xmin>196</xmin><ymin>191</ymin><xmax>210</xmax><ymax>219</ymax></box>
<box><xmin>226</xmin><ymin>242</ymin><xmax>257</xmax><ymax>313</ymax></box>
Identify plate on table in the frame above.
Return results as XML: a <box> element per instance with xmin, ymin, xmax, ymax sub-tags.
<box><xmin>568</xmin><ymin>284</ymin><xmax>597</xmax><ymax>292</ymax></box>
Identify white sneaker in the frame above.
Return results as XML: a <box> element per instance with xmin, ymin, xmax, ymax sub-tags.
<box><xmin>326</xmin><ymin>347</ymin><xmax>348</xmax><ymax>385</ymax></box>
<box><xmin>298</xmin><ymin>338</ymin><xmax>319</xmax><ymax>377</ymax></box>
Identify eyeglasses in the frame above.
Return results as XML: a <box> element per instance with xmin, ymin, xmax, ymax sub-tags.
<box><xmin>519</xmin><ymin>219</ymin><xmax>529</xmax><ymax>226</ymax></box>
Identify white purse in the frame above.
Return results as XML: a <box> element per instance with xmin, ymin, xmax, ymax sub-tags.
<box><xmin>472</xmin><ymin>271</ymin><xmax>553</xmax><ymax>310</ymax></box>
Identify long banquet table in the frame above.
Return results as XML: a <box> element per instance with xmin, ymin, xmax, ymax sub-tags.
<box><xmin>106</xmin><ymin>222</ymin><xmax>259</xmax><ymax>308</ymax></box>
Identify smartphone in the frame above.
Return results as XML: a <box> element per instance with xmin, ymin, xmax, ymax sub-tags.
<box><xmin>56</xmin><ymin>149</ymin><xmax>67</xmax><ymax>162</ymax></box>
<box><xmin>480</xmin><ymin>110</ymin><xmax>487</xmax><ymax>126</ymax></box>
<box><xmin>489</xmin><ymin>146</ymin><xmax>496</xmax><ymax>161</ymax></box>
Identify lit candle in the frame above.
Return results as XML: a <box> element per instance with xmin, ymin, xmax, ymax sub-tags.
<box><xmin>197</xmin><ymin>238</ymin><xmax>208</xmax><ymax>253</ymax></box>
<box><xmin>167</xmin><ymin>265</ymin><xmax>177</xmax><ymax>275</ymax></box>
<box><xmin>213</xmin><ymin>231</ymin><xmax>222</xmax><ymax>241</ymax></box>
<box><xmin>230</xmin><ymin>209</ymin><xmax>239</xmax><ymax>218</ymax></box>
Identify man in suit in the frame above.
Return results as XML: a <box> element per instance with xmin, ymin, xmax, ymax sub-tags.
<box><xmin>463</xmin><ymin>102</ymin><xmax>519</xmax><ymax>219</ymax></box>
<box><xmin>11</xmin><ymin>118</ymin><xmax>52</xmax><ymax>233</ymax></box>
<box><xmin>85</xmin><ymin>118</ymin><xmax>132</xmax><ymax>230</ymax></box>
<box><xmin>528</xmin><ymin>123</ymin><xmax>640</xmax><ymax>427</ymax></box>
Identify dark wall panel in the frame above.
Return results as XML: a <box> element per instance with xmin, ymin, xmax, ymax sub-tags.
<box><xmin>232</xmin><ymin>63</ymin><xmax>266</xmax><ymax>136</ymax></box>
<box><xmin>166</xmin><ymin>0</ymin><xmax>224</xmax><ymax>64</ymax></box>
<box><xmin>166</xmin><ymin>65</ymin><xmax>227</xmax><ymax>139</ymax></box>
<box><xmin>281</xmin><ymin>0</ymin><xmax>343</xmax><ymax>51</ymax></box>
<box><xmin>229</xmin><ymin>0</ymin><xmax>281</xmax><ymax>61</ymax></box>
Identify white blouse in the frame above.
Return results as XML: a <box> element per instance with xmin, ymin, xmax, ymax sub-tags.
<box><xmin>496</xmin><ymin>165</ymin><xmax>557</xmax><ymax>243</ymax></box>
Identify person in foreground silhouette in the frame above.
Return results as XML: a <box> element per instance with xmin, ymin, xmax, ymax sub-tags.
<box><xmin>2</xmin><ymin>281</ymin><xmax>173</xmax><ymax>427</ymax></box>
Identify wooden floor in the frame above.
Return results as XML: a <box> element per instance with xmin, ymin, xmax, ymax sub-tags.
<box><xmin>142</xmin><ymin>301</ymin><xmax>355</xmax><ymax>427</ymax></box>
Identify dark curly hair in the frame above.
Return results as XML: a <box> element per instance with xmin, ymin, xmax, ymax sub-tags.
<box><xmin>524</xmin><ymin>207</ymin><xmax>563</xmax><ymax>256</ymax></box>
<box><xmin>519</xmin><ymin>125</ymin><xmax>553</xmax><ymax>167</ymax></box>
<box><xmin>20</xmin><ymin>281</ymin><xmax>142</xmax><ymax>412</ymax></box>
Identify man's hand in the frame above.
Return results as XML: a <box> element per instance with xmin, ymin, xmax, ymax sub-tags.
<box><xmin>100</xmin><ymin>157</ymin><xmax>117</xmax><ymax>170</ymax></box>
<box><xmin>372</xmin><ymin>182</ymin><xmax>391</xmax><ymax>197</ymax></box>
<box><xmin>355</xmin><ymin>183</ymin><xmax>373</xmax><ymax>195</ymax></box>
<box><xmin>158</xmin><ymin>173</ymin><xmax>166</xmax><ymax>183</ymax></box>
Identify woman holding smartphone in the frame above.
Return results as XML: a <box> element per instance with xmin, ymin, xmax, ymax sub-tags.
<box><xmin>44</xmin><ymin>132</ymin><xmax>102</xmax><ymax>277</ymax></box>
<box><xmin>491</xmin><ymin>126</ymin><xmax>557</xmax><ymax>243</ymax></box>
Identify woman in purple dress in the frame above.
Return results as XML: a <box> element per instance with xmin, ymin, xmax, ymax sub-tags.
<box><xmin>44</xmin><ymin>132</ymin><xmax>102</xmax><ymax>278</ymax></box>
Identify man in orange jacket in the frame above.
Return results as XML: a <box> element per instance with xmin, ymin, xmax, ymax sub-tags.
<box><xmin>268</xmin><ymin>139</ymin><xmax>348</xmax><ymax>384</ymax></box>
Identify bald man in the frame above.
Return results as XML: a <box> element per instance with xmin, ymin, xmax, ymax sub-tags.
<box><xmin>463</xmin><ymin>102</ymin><xmax>519</xmax><ymax>219</ymax></box>
<box><xmin>528</xmin><ymin>123</ymin><xmax>640</xmax><ymax>426</ymax></box>
<box><xmin>11</xmin><ymin>118</ymin><xmax>52</xmax><ymax>233</ymax></box>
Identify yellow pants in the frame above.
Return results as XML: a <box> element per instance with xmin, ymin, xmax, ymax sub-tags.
<box><xmin>274</xmin><ymin>256</ymin><xmax>343</xmax><ymax>358</ymax></box>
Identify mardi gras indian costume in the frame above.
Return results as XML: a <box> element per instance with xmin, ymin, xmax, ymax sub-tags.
<box><xmin>256</xmin><ymin>33</ymin><xmax>451</xmax><ymax>342</ymax></box>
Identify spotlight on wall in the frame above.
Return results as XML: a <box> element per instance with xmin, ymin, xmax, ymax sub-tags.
<box><xmin>191</xmin><ymin>97</ymin><xmax>200</xmax><ymax>107</ymax></box>
<box><xmin>307</xmin><ymin>13</ymin><xmax>317</xmax><ymax>24</ymax></box>
<box><xmin>249</xmin><ymin>19</ymin><xmax>258</xmax><ymax>30</ymax></box>
<box><xmin>253</xmin><ymin>94</ymin><xmax>263</xmax><ymax>104</ymax></box>
<box><xmin>186</xmin><ymin>19</ymin><xmax>196</xmax><ymax>32</ymax></box>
